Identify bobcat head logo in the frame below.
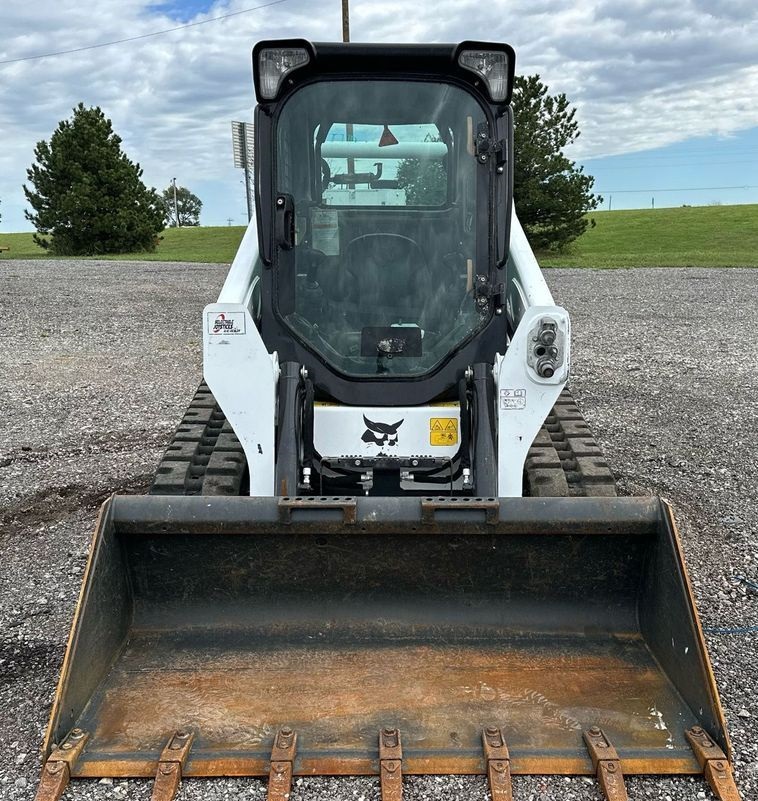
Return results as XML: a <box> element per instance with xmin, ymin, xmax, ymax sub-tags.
<box><xmin>361</xmin><ymin>415</ymin><xmax>404</xmax><ymax>447</ymax></box>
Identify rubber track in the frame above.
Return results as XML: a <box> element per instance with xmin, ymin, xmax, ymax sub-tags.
<box><xmin>151</xmin><ymin>385</ymin><xmax>615</xmax><ymax>498</ymax></box>
<box><xmin>525</xmin><ymin>388</ymin><xmax>617</xmax><ymax>497</ymax></box>
<box><xmin>150</xmin><ymin>383</ymin><xmax>246</xmax><ymax>496</ymax></box>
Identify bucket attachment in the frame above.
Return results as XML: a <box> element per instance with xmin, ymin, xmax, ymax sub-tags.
<box><xmin>38</xmin><ymin>495</ymin><xmax>741</xmax><ymax>800</ymax></box>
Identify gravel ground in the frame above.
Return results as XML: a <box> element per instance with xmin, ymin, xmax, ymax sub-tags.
<box><xmin>1</xmin><ymin>261</ymin><xmax>756</xmax><ymax>801</ymax></box>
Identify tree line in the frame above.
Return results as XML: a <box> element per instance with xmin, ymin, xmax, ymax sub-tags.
<box><xmin>11</xmin><ymin>76</ymin><xmax>598</xmax><ymax>255</ymax></box>
<box><xmin>21</xmin><ymin>104</ymin><xmax>202</xmax><ymax>255</ymax></box>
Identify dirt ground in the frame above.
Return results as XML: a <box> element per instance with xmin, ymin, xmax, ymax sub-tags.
<box><xmin>0</xmin><ymin>260</ymin><xmax>756</xmax><ymax>800</ymax></box>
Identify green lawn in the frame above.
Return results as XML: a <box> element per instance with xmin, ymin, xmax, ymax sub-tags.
<box><xmin>538</xmin><ymin>204</ymin><xmax>758</xmax><ymax>268</ymax></box>
<box><xmin>0</xmin><ymin>225</ymin><xmax>246</xmax><ymax>263</ymax></box>
<box><xmin>1</xmin><ymin>204</ymin><xmax>756</xmax><ymax>267</ymax></box>
<box><xmin>0</xmin><ymin>231</ymin><xmax>44</xmax><ymax>259</ymax></box>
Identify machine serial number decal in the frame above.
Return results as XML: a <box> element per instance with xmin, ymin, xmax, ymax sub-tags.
<box><xmin>208</xmin><ymin>311</ymin><xmax>246</xmax><ymax>335</ymax></box>
<box><xmin>500</xmin><ymin>389</ymin><xmax>526</xmax><ymax>410</ymax></box>
<box><xmin>429</xmin><ymin>417</ymin><xmax>458</xmax><ymax>446</ymax></box>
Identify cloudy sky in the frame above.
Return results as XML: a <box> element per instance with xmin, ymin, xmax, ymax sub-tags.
<box><xmin>1</xmin><ymin>0</ymin><xmax>757</xmax><ymax>229</ymax></box>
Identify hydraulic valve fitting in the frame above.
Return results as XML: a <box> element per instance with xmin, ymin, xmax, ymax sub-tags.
<box><xmin>527</xmin><ymin>317</ymin><xmax>565</xmax><ymax>380</ymax></box>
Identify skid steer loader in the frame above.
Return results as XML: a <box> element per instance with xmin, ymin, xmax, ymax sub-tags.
<box><xmin>36</xmin><ymin>41</ymin><xmax>742</xmax><ymax>801</ymax></box>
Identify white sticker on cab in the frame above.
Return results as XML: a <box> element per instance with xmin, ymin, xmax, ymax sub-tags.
<box><xmin>207</xmin><ymin>311</ymin><xmax>246</xmax><ymax>335</ymax></box>
<box><xmin>500</xmin><ymin>388</ymin><xmax>526</xmax><ymax>410</ymax></box>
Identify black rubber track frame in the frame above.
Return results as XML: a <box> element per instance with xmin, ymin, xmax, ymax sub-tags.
<box><xmin>150</xmin><ymin>383</ymin><xmax>246</xmax><ymax>496</ymax></box>
<box><xmin>525</xmin><ymin>388</ymin><xmax>617</xmax><ymax>497</ymax></box>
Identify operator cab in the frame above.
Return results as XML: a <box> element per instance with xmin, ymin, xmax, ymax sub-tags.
<box><xmin>253</xmin><ymin>41</ymin><xmax>515</xmax><ymax>405</ymax></box>
<box><xmin>279</xmin><ymin>80</ymin><xmax>485</xmax><ymax>377</ymax></box>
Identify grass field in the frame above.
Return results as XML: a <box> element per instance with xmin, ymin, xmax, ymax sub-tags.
<box><xmin>1</xmin><ymin>203</ymin><xmax>756</xmax><ymax>267</ymax></box>
<box><xmin>0</xmin><ymin>225</ymin><xmax>246</xmax><ymax>263</ymax></box>
<box><xmin>538</xmin><ymin>203</ymin><xmax>758</xmax><ymax>267</ymax></box>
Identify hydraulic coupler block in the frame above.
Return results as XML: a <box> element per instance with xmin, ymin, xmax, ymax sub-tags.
<box><xmin>527</xmin><ymin>317</ymin><xmax>565</xmax><ymax>379</ymax></box>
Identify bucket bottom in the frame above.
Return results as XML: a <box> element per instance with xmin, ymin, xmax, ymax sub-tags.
<box><xmin>72</xmin><ymin>629</ymin><xmax>700</xmax><ymax>777</ymax></box>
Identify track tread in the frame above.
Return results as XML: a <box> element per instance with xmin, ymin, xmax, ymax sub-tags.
<box><xmin>525</xmin><ymin>388</ymin><xmax>617</xmax><ymax>497</ymax></box>
<box><xmin>150</xmin><ymin>383</ymin><xmax>247</xmax><ymax>496</ymax></box>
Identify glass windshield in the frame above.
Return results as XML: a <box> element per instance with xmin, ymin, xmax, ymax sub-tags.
<box><xmin>276</xmin><ymin>79</ymin><xmax>490</xmax><ymax>376</ymax></box>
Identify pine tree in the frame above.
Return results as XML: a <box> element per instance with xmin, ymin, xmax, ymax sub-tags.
<box><xmin>24</xmin><ymin>104</ymin><xmax>164</xmax><ymax>255</ymax></box>
<box><xmin>513</xmin><ymin>75</ymin><xmax>601</xmax><ymax>251</ymax></box>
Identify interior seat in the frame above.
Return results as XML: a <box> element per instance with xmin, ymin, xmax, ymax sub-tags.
<box><xmin>343</xmin><ymin>233</ymin><xmax>434</xmax><ymax>329</ymax></box>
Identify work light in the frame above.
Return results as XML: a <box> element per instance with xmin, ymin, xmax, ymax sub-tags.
<box><xmin>458</xmin><ymin>49</ymin><xmax>509</xmax><ymax>102</ymax></box>
<box><xmin>257</xmin><ymin>47</ymin><xmax>310</xmax><ymax>99</ymax></box>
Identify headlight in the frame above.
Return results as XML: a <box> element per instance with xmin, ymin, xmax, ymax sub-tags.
<box><xmin>458</xmin><ymin>49</ymin><xmax>509</xmax><ymax>102</ymax></box>
<box><xmin>257</xmin><ymin>47</ymin><xmax>309</xmax><ymax>100</ymax></box>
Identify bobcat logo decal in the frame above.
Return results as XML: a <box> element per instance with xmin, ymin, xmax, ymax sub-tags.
<box><xmin>361</xmin><ymin>416</ymin><xmax>404</xmax><ymax>447</ymax></box>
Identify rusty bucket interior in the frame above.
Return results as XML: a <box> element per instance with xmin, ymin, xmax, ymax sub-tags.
<box><xmin>42</xmin><ymin>495</ymin><xmax>734</xmax><ymax>795</ymax></box>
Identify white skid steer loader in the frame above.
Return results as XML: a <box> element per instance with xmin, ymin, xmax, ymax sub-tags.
<box><xmin>35</xmin><ymin>40</ymin><xmax>741</xmax><ymax>801</ymax></box>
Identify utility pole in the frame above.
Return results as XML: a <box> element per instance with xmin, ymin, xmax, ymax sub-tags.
<box><xmin>342</xmin><ymin>0</ymin><xmax>355</xmax><ymax>180</ymax></box>
<box><xmin>243</xmin><ymin>166</ymin><xmax>253</xmax><ymax>221</ymax></box>
<box><xmin>226</xmin><ymin>217</ymin><xmax>234</xmax><ymax>227</ymax></box>
<box><xmin>608</xmin><ymin>195</ymin><xmax>612</xmax><ymax>212</ymax></box>
<box><xmin>172</xmin><ymin>177</ymin><xmax>179</xmax><ymax>227</ymax></box>
<box><xmin>239</xmin><ymin>130</ymin><xmax>253</xmax><ymax>222</ymax></box>
<box><xmin>341</xmin><ymin>0</ymin><xmax>350</xmax><ymax>43</ymax></box>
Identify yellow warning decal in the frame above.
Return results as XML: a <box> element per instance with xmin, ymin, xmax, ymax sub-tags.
<box><xmin>429</xmin><ymin>417</ymin><xmax>459</xmax><ymax>446</ymax></box>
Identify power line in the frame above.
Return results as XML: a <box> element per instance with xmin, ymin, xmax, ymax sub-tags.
<box><xmin>596</xmin><ymin>184</ymin><xmax>758</xmax><ymax>194</ymax></box>
<box><xmin>582</xmin><ymin>148</ymin><xmax>758</xmax><ymax>162</ymax></box>
<box><xmin>0</xmin><ymin>0</ymin><xmax>289</xmax><ymax>66</ymax></box>
<box><xmin>585</xmin><ymin>160</ymin><xmax>757</xmax><ymax>171</ymax></box>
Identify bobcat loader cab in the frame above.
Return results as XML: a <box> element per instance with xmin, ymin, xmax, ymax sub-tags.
<box><xmin>206</xmin><ymin>39</ymin><xmax>570</xmax><ymax>499</ymax></box>
<box><xmin>36</xmin><ymin>40</ymin><xmax>742</xmax><ymax>801</ymax></box>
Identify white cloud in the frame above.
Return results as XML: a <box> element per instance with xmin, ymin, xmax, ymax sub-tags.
<box><xmin>1</xmin><ymin>0</ymin><xmax>757</xmax><ymax>228</ymax></box>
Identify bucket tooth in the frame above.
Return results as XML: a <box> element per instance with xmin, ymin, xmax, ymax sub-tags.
<box><xmin>34</xmin><ymin>729</ymin><xmax>88</xmax><ymax>801</ymax></box>
<box><xmin>267</xmin><ymin>727</ymin><xmax>297</xmax><ymax>801</ymax></box>
<box><xmin>686</xmin><ymin>727</ymin><xmax>742</xmax><ymax>801</ymax></box>
<box><xmin>379</xmin><ymin>727</ymin><xmax>403</xmax><ymax>801</ymax></box>
<box><xmin>583</xmin><ymin>727</ymin><xmax>628</xmax><ymax>801</ymax></box>
<box><xmin>35</xmin><ymin>761</ymin><xmax>69</xmax><ymax>801</ymax></box>
<box><xmin>482</xmin><ymin>726</ymin><xmax>512</xmax><ymax>801</ymax></box>
<box><xmin>150</xmin><ymin>731</ymin><xmax>194</xmax><ymax>801</ymax></box>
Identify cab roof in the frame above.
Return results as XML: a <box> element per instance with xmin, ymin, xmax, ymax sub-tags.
<box><xmin>251</xmin><ymin>39</ymin><xmax>515</xmax><ymax>106</ymax></box>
